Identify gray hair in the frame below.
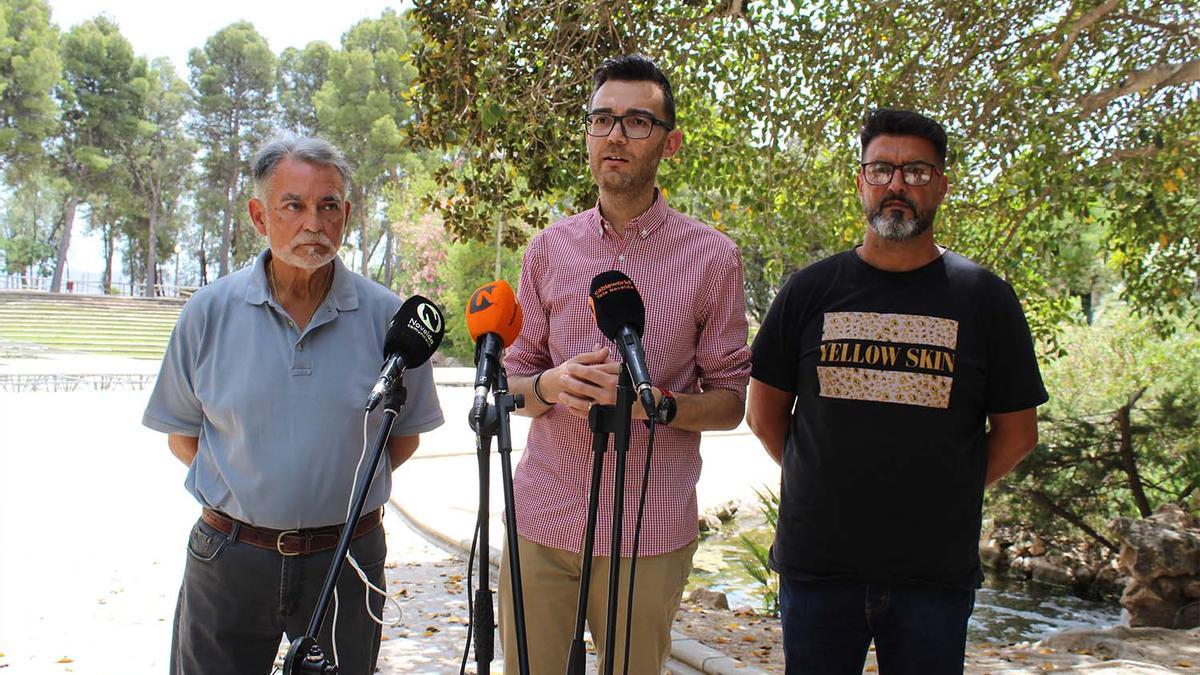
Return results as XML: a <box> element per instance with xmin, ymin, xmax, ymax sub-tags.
<box><xmin>251</xmin><ymin>135</ymin><xmax>352</xmax><ymax>200</ymax></box>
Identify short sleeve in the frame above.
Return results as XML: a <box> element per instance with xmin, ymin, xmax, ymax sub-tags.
<box><xmin>984</xmin><ymin>282</ymin><xmax>1049</xmax><ymax>414</ymax></box>
<box><xmin>751</xmin><ymin>272</ymin><xmax>805</xmax><ymax>394</ymax></box>
<box><xmin>142</xmin><ymin>301</ymin><xmax>204</xmax><ymax>436</ymax></box>
<box><xmin>387</xmin><ymin>359</ymin><xmax>445</xmax><ymax>436</ymax></box>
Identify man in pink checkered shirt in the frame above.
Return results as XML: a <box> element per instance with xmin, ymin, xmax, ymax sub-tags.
<box><xmin>497</xmin><ymin>54</ymin><xmax>752</xmax><ymax>674</ymax></box>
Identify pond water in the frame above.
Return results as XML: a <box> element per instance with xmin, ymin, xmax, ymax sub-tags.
<box><xmin>688</xmin><ymin>524</ymin><xmax>1124</xmax><ymax>644</ymax></box>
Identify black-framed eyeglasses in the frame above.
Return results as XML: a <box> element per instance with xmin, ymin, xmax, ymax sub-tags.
<box><xmin>860</xmin><ymin>161</ymin><xmax>941</xmax><ymax>186</ymax></box>
<box><xmin>584</xmin><ymin>112</ymin><xmax>673</xmax><ymax>139</ymax></box>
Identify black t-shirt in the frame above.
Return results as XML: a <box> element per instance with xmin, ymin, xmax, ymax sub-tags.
<box><xmin>751</xmin><ymin>249</ymin><xmax>1048</xmax><ymax>589</ymax></box>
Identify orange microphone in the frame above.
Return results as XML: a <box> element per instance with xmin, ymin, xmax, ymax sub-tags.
<box><xmin>466</xmin><ymin>281</ymin><xmax>523</xmax><ymax>420</ymax></box>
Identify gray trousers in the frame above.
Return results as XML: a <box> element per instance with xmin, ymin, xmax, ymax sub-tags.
<box><xmin>171</xmin><ymin>516</ymin><xmax>387</xmax><ymax>675</ymax></box>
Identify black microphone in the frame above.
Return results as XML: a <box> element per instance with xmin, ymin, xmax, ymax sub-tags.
<box><xmin>589</xmin><ymin>270</ymin><xmax>657</xmax><ymax>421</ymax></box>
<box><xmin>366</xmin><ymin>295</ymin><xmax>445</xmax><ymax>412</ymax></box>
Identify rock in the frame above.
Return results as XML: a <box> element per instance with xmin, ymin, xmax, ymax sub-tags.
<box><xmin>1184</xmin><ymin>579</ymin><xmax>1200</xmax><ymax>599</ymax></box>
<box><xmin>688</xmin><ymin>587</ymin><xmax>730</xmax><ymax>610</ymax></box>
<box><xmin>1037</xmin><ymin>625</ymin><xmax>1200</xmax><ymax>664</ymax></box>
<box><xmin>1111</xmin><ymin>505</ymin><xmax>1200</xmax><ymax>628</ymax></box>
<box><xmin>698</xmin><ymin>512</ymin><xmax>722</xmax><ymax>533</ymax></box>
<box><xmin>1010</xmin><ymin>555</ymin><xmax>1033</xmax><ymax>577</ymax></box>
<box><xmin>1031</xmin><ymin>554</ymin><xmax>1074</xmax><ymax>588</ymax></box>
<box><xmin>1028</xmin><ymin>535</ymin><xmax>1047</xmax><ymax>557</ymax></box>
<box><xmin>979</xmin><ymin>539</ymin><xmax>1006</xmax><ymax>569</ymax></box>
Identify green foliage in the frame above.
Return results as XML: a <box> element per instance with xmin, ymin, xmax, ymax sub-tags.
<box><xmin>411</xmin><ymin>1</ymin><xmax>1199</xmax><ymax>336</ymax></box>
<box><xmin>188</xmin><ymin>20</ymin><xmax>276</xmax><ymax>276</ymax></box>
<box><xmin>436</xmin><ymin>237</ymin><xmax>523</xmax><ymax>363</ymax></box>
<box><xmin>315</xmin><ymin>9</ymin><xmax>421</xmax><ymax>276</ymax></box>
<box><xmin>989</xmin><ymin>305</ymin><xmax>1200</xmax><ymax>550</ymax></box>
<box><xmin>737</xmin><ymin>487</ymin><xmax>781</xmax><ymax>617</ymax></box>
<box><xmin>0</xmin><ymin>0</ymin><xmax>60</xmax><ymax>171</ymax></box>
<box><xmin>276</xmin><ymin>41</ymin><xmax>333</xmax><ymax>136</ymax></box>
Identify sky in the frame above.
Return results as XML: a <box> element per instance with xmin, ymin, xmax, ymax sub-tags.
<box><xmin>49</xmin><ymin>0</ymin><xmax>409</xmax><ymax>79</ymax></box>
<box><xmin>45</xmin><ymin>0</ymin><xmax>410</xmax><ymax>279</ymax></box>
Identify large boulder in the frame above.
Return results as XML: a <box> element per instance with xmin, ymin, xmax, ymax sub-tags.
<box><xmin>1110</xmin><ymin>503</ymin><xmax>1200</xmax><ymax>628</ymax></box>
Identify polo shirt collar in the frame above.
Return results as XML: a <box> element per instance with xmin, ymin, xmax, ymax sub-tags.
<box><xmin>243</xmin><ymin>248</ymin><xmax>359</xmax><ymax>312</ymax></box>
<box><xmin>591</xmin><ymin>188</ymin><xmax>669</xmax><ymax>239</ymax></box>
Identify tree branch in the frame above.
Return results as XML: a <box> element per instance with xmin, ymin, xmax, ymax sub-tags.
<box><xmin>1052</xmin><ymin>0</ymin><xmax>1123</xmax><ymax>75</ymax></box>
<box><xmin>1079</xmin><ymin>59</ymin><xmax>1200</xmax><ymax>117</ymax></box>
<box><xmin>1022</xmin><ymin>488</ymin><xmax>1120</xmax><ymax>552</ymax></box>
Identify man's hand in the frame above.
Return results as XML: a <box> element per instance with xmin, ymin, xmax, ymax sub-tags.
<box><xmin>551</xmin><ymin>345</ymin><xmax>621</xmax><ymax>420</ymax></box>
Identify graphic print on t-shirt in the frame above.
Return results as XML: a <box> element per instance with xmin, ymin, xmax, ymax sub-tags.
<box><xmin>817</xmin><ymin>311</ymin><xmax>959</xmax><ymax>409</ymax></box>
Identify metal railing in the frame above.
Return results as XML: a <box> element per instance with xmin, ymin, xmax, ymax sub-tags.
<box><xmin>0</xmin><ymin>373</ymin><xmax>156</xmax><ymax>392</ymax></box>
<box><xmin>1</xmin><ymin>273</ymin><xmax>195</xmax><ymax>298</ymax></box>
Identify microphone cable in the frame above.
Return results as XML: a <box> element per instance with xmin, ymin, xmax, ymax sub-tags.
<box><xmin>330</xmin><ymin>412</ymin><xmax>405</xmax><ymax>666</ymax></box>
<box><xmin>620</xmin><ymin>414</ymin><xmax>657</xmax><ymax>675</ymax></box>
<box><xmin>459</xmin><ymin>510</ymin><xmax>483</xmax><ymax>675</ymax></box>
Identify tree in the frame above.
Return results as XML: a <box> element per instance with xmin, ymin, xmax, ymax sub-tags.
<box><xmin>124</xmin><ymin>58</ymin><xmax>196</xmax><ymax>296</ymax></box>
<box><xmin>314</xmin><ymin>9</ymin><xmax>421</xmax><ymax>277</ymax></box>
<box><xmin>189</xmin><ymin>21</ymin><xmax>275</xmax><ymax>277</ymax></box>
<box><xmin>49</xmin><ymin>16</ymin><xmax>144</xmax><ymax>292</ymax></box>
<box><xmin>411</xmin><ymin>1</ymin><xmax>1199</xmax><ymax>334</ymax></box>
<box><xmin>990</xmin><ymin>306</ymin><xmax>1200</xmax><ymax>551</ymax></box>
<box><xmin>0</xmin><ymin>0</ymin><xmax>60</xmax><ymax>171</ymax></box>
<box><xmin>277</xmin><ymin>40</ymin><xmax>333</xmax><ymax>136</ymax></box>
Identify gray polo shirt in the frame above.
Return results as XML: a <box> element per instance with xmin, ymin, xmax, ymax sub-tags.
<box><xmin>143</xmin><ymin>249</ymin><xmax>444</xmax><ymax>529</ymax></box>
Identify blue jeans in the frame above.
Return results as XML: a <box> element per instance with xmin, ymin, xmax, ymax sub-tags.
<box><xmin>171</xmin><ymin>517</ymin><xmax>387</xmax><ymax>675</ymax></box>
<box><xmin>779</xmin><ymin>577</ymin><xmax>974</xmax><ymax>674</ymax></box>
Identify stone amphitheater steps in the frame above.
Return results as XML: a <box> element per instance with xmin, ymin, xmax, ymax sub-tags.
<box><xmin>0</xmin><ymin>290</ymin><xmax>184</xmax><ymax>360</ymax></box>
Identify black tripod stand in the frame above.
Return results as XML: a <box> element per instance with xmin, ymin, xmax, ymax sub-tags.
<box><xmin>283</xmin><ymin>382</ymin><xmax>408</xmax><ymax>675</ymax></box>
<box><xmin>468</xmin><ymin>367</ymin><xmax>530</xmax><ymax>675</ymax></box>
<box><xmin>566</xmin><ymin>369</ymin><xmax>636</xmax><ymax>675</ymax></box>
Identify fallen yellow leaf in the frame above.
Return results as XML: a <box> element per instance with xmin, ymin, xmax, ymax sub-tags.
<box><xmin>865</xmin><ymin>667</ymin><xmax>878</xmax><ymax>673</ymax></box>
<box><xmin>1178</xmin><ymin>661</ymin><xmax>1192</xmax><ymax>668</ymax></box>
<box><xmin>57</xmin><ymin>657</ymin><xmax>74</xmax><ymax>663</ymax></box>
<box><xmin>1164</xmin><ymin>178</ymin><xmax>1179</xmax><ymax>193</ymax></box>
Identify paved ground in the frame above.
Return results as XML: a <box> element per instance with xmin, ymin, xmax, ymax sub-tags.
<box><xmin>0</xmin><ymin>359</ymin><xmax>773</xmax><ymax>674</ymax></box>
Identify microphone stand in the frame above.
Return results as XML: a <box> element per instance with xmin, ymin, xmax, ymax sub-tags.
<box><xmin>566</xmin><ymin>368</ymin><xmax>634</xmax><ymax>675</ymax></box>
<box><xmin>469</xmin><ymin>367</ymin><xmax>530</xmax><ymax>675</ymax></box>
<box><xmin>283</xmin><ymin>380</ymin><xmax>408</xmax><ymax>675</ymax></box>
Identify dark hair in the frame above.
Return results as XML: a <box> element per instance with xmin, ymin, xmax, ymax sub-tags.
<box><xmin>860</xmin><ymin>109</ymin><xmax>948</xmax><ymax>165</ymax></box>
<box><xmin>590</xmin><ymin>54</ymin><xmax>676</xmax><ymax>128</ymax></box>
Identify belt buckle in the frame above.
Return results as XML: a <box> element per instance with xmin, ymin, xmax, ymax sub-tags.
<box><xmin>276</xmin><ymin>529</ymin><xmax>304</xmax><ymax>556</ymax></box>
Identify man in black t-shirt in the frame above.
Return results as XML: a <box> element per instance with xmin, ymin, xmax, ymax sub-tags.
<box><xmin>747</xmin><ymin>109</ymin><xmax>1048</xmax><ymax>674</ymax></box>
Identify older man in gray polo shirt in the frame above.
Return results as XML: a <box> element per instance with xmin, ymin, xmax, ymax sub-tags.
<box><xmin>143</xmin><ymin>135</ymin><xmax>443</xmax><ymax>675</ymax></box>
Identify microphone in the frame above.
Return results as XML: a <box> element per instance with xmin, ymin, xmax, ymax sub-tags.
<box><xmin>466</xmin><ymin>280</ymin><xmax>523</xmax><ymax>424</ymax></box>
<box><xmin>366</xmin><ymin>295</ymin><xmax>445</xmax><ymax>412</ymax></box>
<box><xmin>588</xmin><ymin>270</ymin><xmax>657</xmax><ymax>421</ymax></box>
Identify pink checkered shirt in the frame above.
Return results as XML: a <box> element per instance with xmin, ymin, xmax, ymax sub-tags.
<box><xmin>504</xmin><ymin>190</ymin><xmax>751</xmax><ymax>557</ymax></box>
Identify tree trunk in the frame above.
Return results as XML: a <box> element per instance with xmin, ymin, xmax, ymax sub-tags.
<box><xmin>383</xmin><ymin>226</ymin><xmax>394</xmax><ymax>289</ymax></box>
<box><xmin>494</xmin><ymin>214</ymin><xmax>504</xmax><ymax>280</ymax></box>
<box><xmin>219</xmin><ymin>163</ymin><xmax>238</xmax><ymax>277</ymax></box>
<box><xmin>358</xmin><ymin>186</ymin><xmax>371</xmax><ymax>277</ymax></box>
<box><xmin>102</xmin><ymin>222</ymin><xmax>113</xmax><ymax>293</ymax></box>
<box><xmin>145</xmin><ymin>188</ymin><xmax>159</xmax><ymax>297</ymax></box>
<box><xmin>1115</xmin><ymin>389</ymin><xmax>1153</xmax><ymax>518</ymax></box>
<box><xmin>1024</xmin><ymin>489</ymin><xmax>1120</xmax><ymax>553</ymax></box>
<box><xmin>50</xmin><ymin>195</ymin><xmax>78</xmax><ymax>293</ymax></box>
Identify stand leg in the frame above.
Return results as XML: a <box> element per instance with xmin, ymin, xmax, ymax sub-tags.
<box><xmin>496</xmin><ymin>389</ymin><xmax>530</xmax><ymax>675</ymax></box>
<box><xmin>284</xmin><ymin>394</ymin><xmax>402</xmax><ymax>675</ymax></box>
<box><xmin>603</xmin><ymin>377</ymin><xmax>634</xmax><ymax>675</ymax></box>
<box><xmin>474</xmin><ymin>430</ymin><xmax>495</xmax><ymax>670</ymax></box>
<box><xmin>566</xmin><ymin>428</ymin><xmax>608</xmax><ymax>675</ymax></box>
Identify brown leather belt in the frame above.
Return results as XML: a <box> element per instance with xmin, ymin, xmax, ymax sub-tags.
<box><xmin>201</xmin><ymin>508</ymin><xmax>383</xmax><ymax>557</ymax></box>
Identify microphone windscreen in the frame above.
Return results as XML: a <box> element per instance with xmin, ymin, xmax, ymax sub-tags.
<box><xmin>383</xmin><ymin>295</ymin><xmax>445</xmax><ymax>368</ymax></box>
<box><xmin>466</xmin><ymin>280</ymin><xmax>522</xmax><ymax>347</ymax></box>
<box><xmin>589</xmin><ymin>270</ymin><xmax>645</xmax><ymax>340</ymax></box>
